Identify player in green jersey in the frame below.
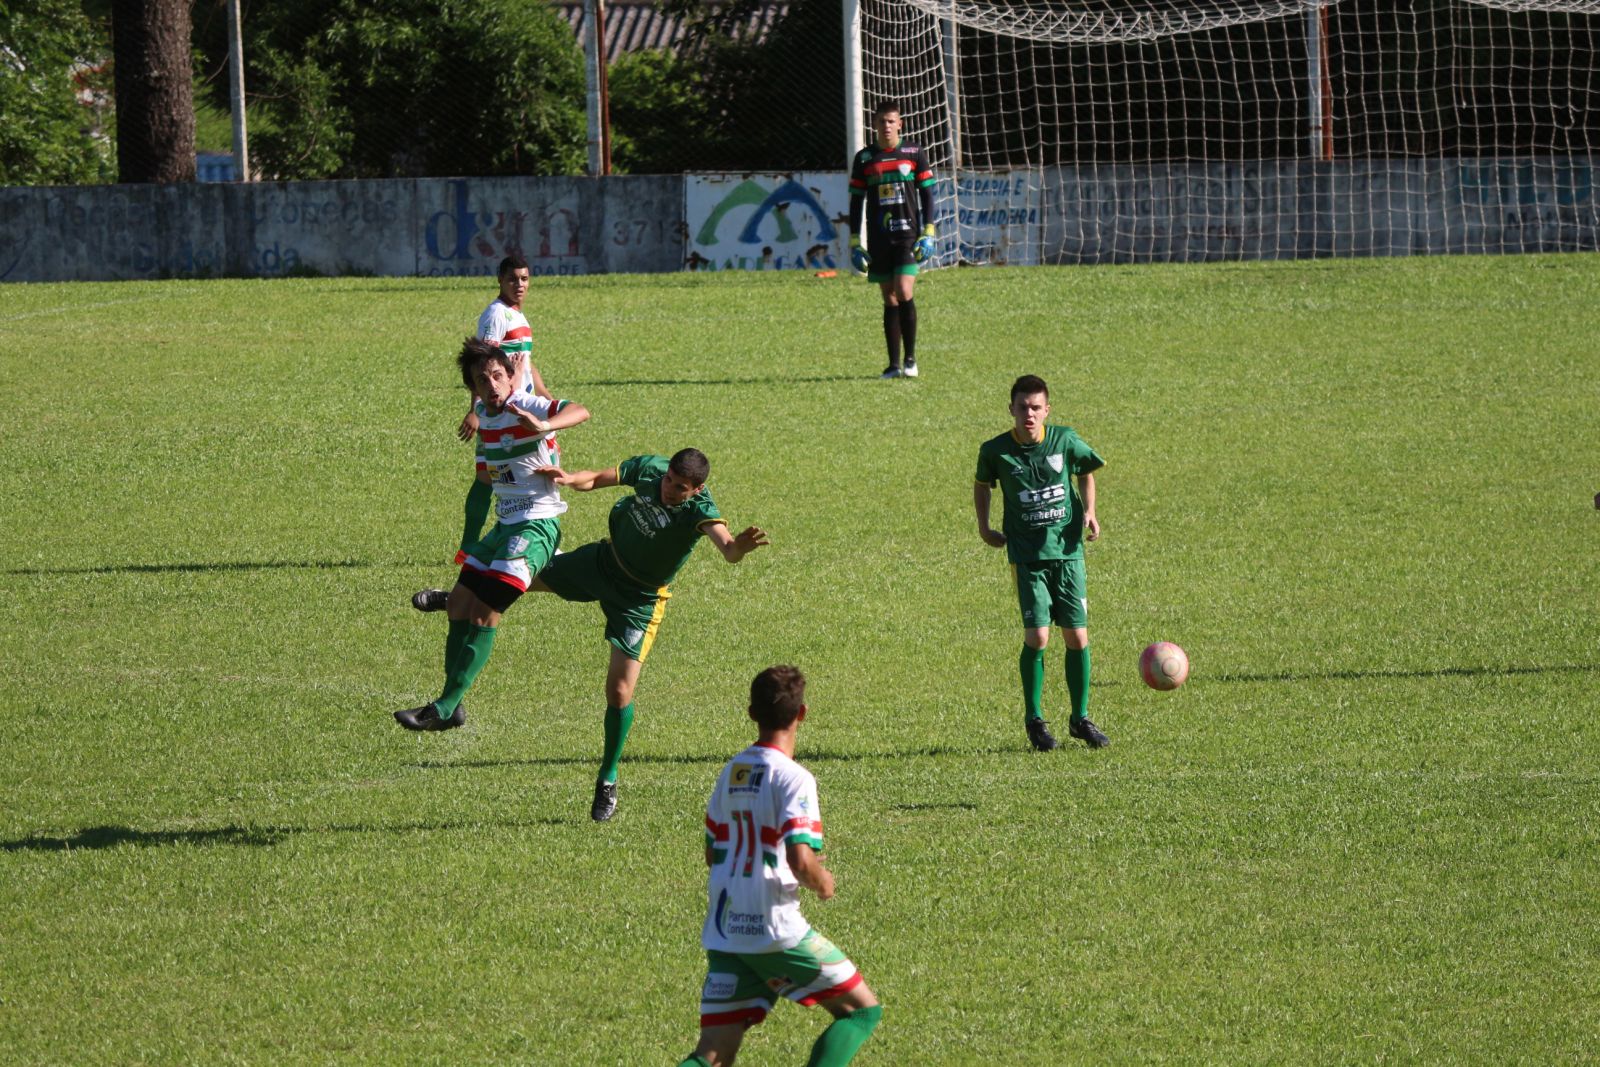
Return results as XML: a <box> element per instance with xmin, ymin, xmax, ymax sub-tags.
<box><xmin>531</xmin><ymin>449</ymin><xmax>770</xmax><ymax>820</ymax></box>
<box><xmin>974</xmin><ymin>374</ymin><xmax>1109</xmax><ymax>751</ymax></box>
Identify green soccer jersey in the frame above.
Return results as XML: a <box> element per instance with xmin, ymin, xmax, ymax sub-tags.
<box><xmin>607</xmin><ymin>455</ymin><xmax>725</xmax><ymax>588</ymax></box>
<box><xmin>975</xmin><ymin>425</ymin><xmax>1105</xmax><ymax>564</ymax></box>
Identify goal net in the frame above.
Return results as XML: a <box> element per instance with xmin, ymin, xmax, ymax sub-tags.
<box><xmin>857</xmin><ymin>0</ymin><xmax>1600</xmax><ymax>265</ymax></box>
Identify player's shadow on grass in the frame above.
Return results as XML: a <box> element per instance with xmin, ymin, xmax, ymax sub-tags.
<box><xmin>414</xmin><ymin>743</ymin><xmax>1014</xmax><ymax>773</ymax></box>
<box><xmin>569</xmin><ymin>374</ymin><xmax>866</xmax><ymax>387</ymax></box>
<box><xmin>1</xmin><ymin>817</ymin><xmax>566</xmax><ymax>853</ymax></box>
<box><xmin>1210</xmin><ymin>663</ymin><xmax>1598</xmax><ymax>685</ymax></box>
<box><xmin>3</xmin><ymin>559</ymin><xmax>372</xmax><ymax>577</ymax></box>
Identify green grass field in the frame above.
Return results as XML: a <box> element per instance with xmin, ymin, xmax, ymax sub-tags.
<box><xmin>2</xmin><ymin>256</ymin><xmax>1597</xmax><ymax>1064</ymax></box>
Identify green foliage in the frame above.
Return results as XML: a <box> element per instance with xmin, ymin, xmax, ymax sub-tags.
<box><xmin>0</xmin><ymin>0</ymin><xmax>115</xmax><ymax>185</ymax></box>
<box><xmin>607</xmin><ymin>49</ymin><xmax>707</xmax><ymax>175</ymax></box>
<box><xmin>193</xmin><ymin>0</ymin><xmax>586</xmax><ymax>179</ymax></box>
<box><xmin>614</xmin><ymin>0</ymin><xmax>844</xmax><ymax>172</ymax></box>
<box><xmin>2</xmin><ymin>258</ymin><xmax>1598</xmax><ymax>1061</ymax></box>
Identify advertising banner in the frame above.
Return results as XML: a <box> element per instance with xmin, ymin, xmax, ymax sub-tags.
<box><xmin>684</xmin><ymin>172</ymin><xmax>847</xmax><ymax>272</ymax></box>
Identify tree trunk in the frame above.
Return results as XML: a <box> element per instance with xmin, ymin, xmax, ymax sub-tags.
<box><xmin>113</xmin><ymin>0</ymin><xmax>195</xmax><ymax>183</ymax></box>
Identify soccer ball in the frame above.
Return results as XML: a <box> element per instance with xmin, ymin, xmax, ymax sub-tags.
<box><xmin>1139</xmin><ymin>642</ymin><xmax>1189</xmax><ymax>691</ymax></box>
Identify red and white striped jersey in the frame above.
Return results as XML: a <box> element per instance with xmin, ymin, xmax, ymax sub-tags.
<box><xmin>702</xmin><ymin>743</ymin><xmax>825</xmax><ymax>953</ymax></box>
<box><xmin>476</xmin><ymin>298</ymin><xmax>534</xmax><ymax>391</ymax></box>
<box><xmin>474</xmin><ymin>389</ymin><xmax>568</xmax><ymax>524</ymax></box>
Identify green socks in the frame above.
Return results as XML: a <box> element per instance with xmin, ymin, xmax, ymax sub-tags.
<box><xmin>437</xmin><ymin>624</ymin><xmax>495</xmax><ymax>714</ymax></box>
<box><xmin>1066</xmin><ymin>645</ymin><xmax>1091</xmax><ymax>723</ymax></box>
<box><xmin>598</xmin><ymin>702</ymin><xmax>635</xmax><ymax>784</ymax></box>
<box><xmin>460</xmin><ymin>478</ymin><xmax>492</xmax><ymax>554</ymax></box>
<box><xmin>1019</xmin><ymin>644</ymin><xmax>1045</xmax><ymax>720</ymax></box>
<box><xmin>806</xmin><ymin>1004</ymin><xmax>883</xmax><ymax>1067</ymax></box>
<box><xmin>444</xmin><ymin>618</ymin><xmax>469</xmax><ymax>686</ymax></box>
<box><xmin>676</xmin><ymin>1057</ymin><xmax>711</xmax><ymax>1067</ymax></box>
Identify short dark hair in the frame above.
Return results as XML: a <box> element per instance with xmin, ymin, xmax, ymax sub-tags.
<box><xmin>872</xmin><ymin>100</ymin><xmax>901</xmax><ymax>120</ymax></box>
<box><xmin>1011</xmin><ymin>374</ymin><xmax>1049</xmax><ymax>402</ymax></box>
<box><xmin>458</xmin><ymin>335</ymin><xmax>514</xmax><ymax>390</ymax></box>
<box><xmin>750</xmin><ymin>665</ymin><xmax>806</xmax><ymax>731</ymax></box>
<box><xmin>668</xmin><ymin>447</ymin><xmax>710</xmax><ymax>485</ymax></box>
<box><xmin>498</xmin><ymin>253</ymin><xmax>529</xmax><ymax>278</ymax></box>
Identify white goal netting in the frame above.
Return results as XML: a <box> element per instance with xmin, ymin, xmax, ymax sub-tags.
<box><xmin>858</xmin><ymin>0</ymin><xmax>1600</xmax><ymax>264</ymax></box>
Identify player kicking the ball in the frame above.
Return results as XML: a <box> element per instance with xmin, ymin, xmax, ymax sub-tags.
<box><xmin>392</xmin><ymin>337</ymin><xmax>589</xmax><ymax>732</ymax></box>
<box><xmin>413</xmin><ymin>448</ymin><xmax>769</xmax><ymax>821</ymax></box>
<box><xmin>676</xmin><ymin>665</ymin><xmax>882</xmax><ymax>1067</ymax></box>
<box><xmin>974</xmin><ymin>374</ymin><xmax>1109</xmax><ymax>751</ymax></box>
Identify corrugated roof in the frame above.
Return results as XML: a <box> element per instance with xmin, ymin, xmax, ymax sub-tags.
<box><xmin>557</xmin><ymin>0</ymin><xmax>791</xmax><ymax>62</ymax></box>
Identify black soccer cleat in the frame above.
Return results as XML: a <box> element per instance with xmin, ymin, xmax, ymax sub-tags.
<box><xmin>394</xmin><ymin>702</ymin><xmax>466</xmax><ymax>731</ymax></box>
<box><xmin>1069</xmin><ymin>717</ymin><xmax>1109</xmax><ymax>748</ymax></box>
<box><xmin>591</xmin><ymin>779</ymin><xmax>618</xmax><ymax>822</ymax></box>
<box><xmin>879</xmin><ymin>365</ymin><xmax>902</xmax><ymax>380</ymax></box>
<box><xmin>411</xmin><ymin>588</ymin><xmax>449</xmax><ymax>613</ymax></box>
<box><xmin>1025</xmin><ymin>717</ymin><xmax>1059</xmax><ymax>752</ymax></box>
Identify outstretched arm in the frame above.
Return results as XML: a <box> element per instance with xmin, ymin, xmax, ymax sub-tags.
<box><xmin>705</xmin><ymin>522</ymin><xmax>770</xmax><ymax>563</ymax></box>
<box><xmin>534</xmin><ymin>465</ymin><xmax>620</xmax><ymax>492</ymax></box>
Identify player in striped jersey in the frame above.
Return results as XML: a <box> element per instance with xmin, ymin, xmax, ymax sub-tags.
<box><xmin>848</xmin><ymin>100</ymin><xmax>938</xmax><ymax>380</ymax></box>
<box><xmin>454</xmin><ymin>254</ymin><xmax>555</xmax><ymax>564</ymax></box>
<box><xmin>393</xmin><ymin>337</ymin><xmax>589</xmax><ymax>732</ymax></box>
<box><xmin>678</xmin><ymin>666</ymin><xmax>882</xmax><ymax>1067</ymax></box>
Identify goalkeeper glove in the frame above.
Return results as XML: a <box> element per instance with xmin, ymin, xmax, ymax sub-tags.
<box><xmin>914</xmin><ymin>224</ymin><xmax>937</xmax><ymax>263</ymax></box>
<box><xmin>849</xmin><ymin>238</ymin><xmax>871</xmax><ymax>275</ymax></box>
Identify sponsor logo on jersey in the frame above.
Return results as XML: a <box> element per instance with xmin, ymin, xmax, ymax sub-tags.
<box><xmin>730</xmin><ymin>764</ymin><xmax>766</xmax><ymax>794</ymax></box>
<box><xmin>1018</xmin><ymin>484</ymin><xmax>1066</xmax><ymax>507</ymax></box>
<box><xmin>704</xmin><ymin>972</ymin><xmax>739</xmax><ymax>1000</ymax></box>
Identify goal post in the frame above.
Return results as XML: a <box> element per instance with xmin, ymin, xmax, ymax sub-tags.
<box><xmin>847</xmin><ymin>0</ymin><xmax>1600</xmax><ymax>266</ymax></box>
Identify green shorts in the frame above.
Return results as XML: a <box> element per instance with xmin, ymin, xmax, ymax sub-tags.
<box><xmin>1013</xmin><ymin>557</ymin><xmax>1088</xmax><ymax>629</ymax></box>
<box><xmin>535</xmin><ymin>540</ymin><xmax>668</xmax><ymax>662</ymax></box>
<box><xmin>461</xmin><ymin>517</ymin><xmax>561</xmax><ymax>593</ymax></box>
<box><xmin>698</xmin><ymin>929</ymin><xmax>862</xmax><ymax>1028</ymax></box>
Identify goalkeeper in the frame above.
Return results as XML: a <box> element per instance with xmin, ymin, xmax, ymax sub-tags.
<box><xmin>847</xmin><ymin>99</ymin><xmax>938</xmax><ymax>380</ymax></box>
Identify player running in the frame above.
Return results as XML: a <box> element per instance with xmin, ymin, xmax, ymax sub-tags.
<box><xmin>393</xmin><ymin>337</ymin><xmax>589</xmax><ymax>732</ymax></box>
<box><xmin>412</xmin><ymin>448</ymin><xmax>770</xmax><ymax>821</ymax></box>
<box><xmin>847</xmin><ymin>99</ymin><xmax>938</xmax><ymax>380</ymax></box>
<box><xmin>974</xmin><ymin>374</ymin><xmax>1110</xmax><ymax>751</ymax></box>
<box><xmin>676</xmin><ymin>665</ymin><xmax>882</xmax><ymax>1067</ymax></box>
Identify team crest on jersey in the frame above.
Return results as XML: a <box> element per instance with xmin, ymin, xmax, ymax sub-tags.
<box><xmin>1047</xmin><ymin>453</ymin><xmax>1065</xmax><ymax>473</ymax></box>
<box><xmin>898</xmin><ymin>161</ymin><xmax>912</xmax><ymax>176</ymax></box>
<box><xmin>730</xmin><ymin>764</ymin><xmax>766</xmax><ymax>794</ymax></box>
<box><xmin>624</xmin><ymin>626</ymin><xmax>645</xmax><ymax>648</ymax></box>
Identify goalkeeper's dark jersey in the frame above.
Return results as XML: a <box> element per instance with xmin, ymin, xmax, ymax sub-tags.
<box><xmin>849</xmin><ymin>142</ymin><xmax>936</xmax><ymax>245</ymax></box>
